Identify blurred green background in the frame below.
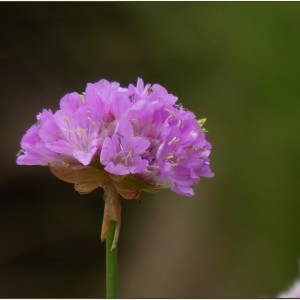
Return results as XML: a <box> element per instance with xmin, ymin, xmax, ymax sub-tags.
<box><xmin>1</xmin><ymin>2</ymin><xmax>300</xmax><ymax>298</ymax></box>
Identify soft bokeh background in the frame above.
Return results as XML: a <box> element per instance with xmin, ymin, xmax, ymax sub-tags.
<box><xmin>1</xmin><ymin>2</ymin><xmax>300</xmax><ymax>298</ymax></box>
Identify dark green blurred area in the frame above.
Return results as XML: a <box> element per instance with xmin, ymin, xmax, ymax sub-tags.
<box><xmin>1</xmin><ymin>2</ymin><xmax>300</xmax><ymax>298</ymax></box>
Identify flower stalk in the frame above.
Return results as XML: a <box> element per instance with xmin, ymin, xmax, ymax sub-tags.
<box><xmin>106</xmin><ymin>220</ymin><xmax>118</xmax><ymax>299</ymax></box>
<box><xmin>102</xmin><ymin>182</ymin><xmax>120</xmax><ymax>298</ymax></box>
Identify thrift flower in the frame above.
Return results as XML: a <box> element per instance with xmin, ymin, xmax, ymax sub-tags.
<box><xmin>17</xmin><ymin>78</ymin><xmax>214</xmax><ymax>246</ymax></box>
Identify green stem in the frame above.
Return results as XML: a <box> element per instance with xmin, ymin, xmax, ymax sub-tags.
<box><xmin>106</xmin><ymin>221</ymin><xmax>118</xmax><ymax>299</ymax></box>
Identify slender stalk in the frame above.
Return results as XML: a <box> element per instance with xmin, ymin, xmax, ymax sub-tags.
<box><xmin>106</xmin><ymin>220</ymin><xmax>118</xmax><ymax>298</ymax></box>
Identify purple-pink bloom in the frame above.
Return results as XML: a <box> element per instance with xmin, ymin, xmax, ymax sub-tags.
<box><xmin>17</xmin><ymin>78</ymin><xmax>214</xmax><ymax>197</ymax></box>
<box><xmin>100</xmin><ymin>118</ymin><xmax>150</xmax><ymax>175</ymax></box>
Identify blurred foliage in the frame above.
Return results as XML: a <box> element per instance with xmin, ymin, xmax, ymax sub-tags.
<box><xmin>1</xmin><ymin>2</ymin><xmax>300</xmax><ymax>298</ymax></box>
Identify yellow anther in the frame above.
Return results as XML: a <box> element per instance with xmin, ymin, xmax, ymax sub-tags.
<box><xmin>177</xmin><ymin>119</ymin><xmax>183</xmax><ymax>128</ymax></box>
<box><xmin>167</xmin><ymin>154</ymin><xmax>175</xmax><ymax>161</ymax></box>
<box><xmin>167</xmin><ymin>136</ymin><xmax>180</xmax><ymax>146</ymax></box>
<box><xmin>186</xmin><ymin>145</ymin><xmax>198</xmax><ymax>152</ymax></box>
<box><xmin>176</xmin><ymin>156</ymin><xmax>184</xmax><ymax>162</ymax></box>
<box><xmin>76</xmin><ymin>128</ymin><xmax>87</xmax><ymax>137</ymax></box>
<box><xmin>167</xmin><ymin>115</ymin><xmax>175</xmax><ymax>122</ymax></box>
<box><xmin>63</xmin><ymin>116</ymin><xmax>70</xmax><ymax>123</ymax></box>
<box><xmin>165</xmin><ymin>108</ymin><xmax>176</xmax><ymax>122</ymax></box>
<box><xmin>164</xmin><ymin>108</ymin><xmax>174</xmax><ymax>114</ymax></box>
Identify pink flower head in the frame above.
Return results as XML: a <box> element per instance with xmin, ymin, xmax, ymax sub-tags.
<box><xmin>17</xmin><ymin>78</ymin><xmax>214</xmax><ymax>244</ymax></box>
<box><xmin>17</xmin><ymin>78</ymin><xmax>214</xmax><ymax>198</ymax></box>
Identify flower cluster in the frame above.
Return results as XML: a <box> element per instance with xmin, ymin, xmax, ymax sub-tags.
<box><xmin>17</xmin><ymin>78</ymin><xmax>214</xmax><ymax>198</ymax></box>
